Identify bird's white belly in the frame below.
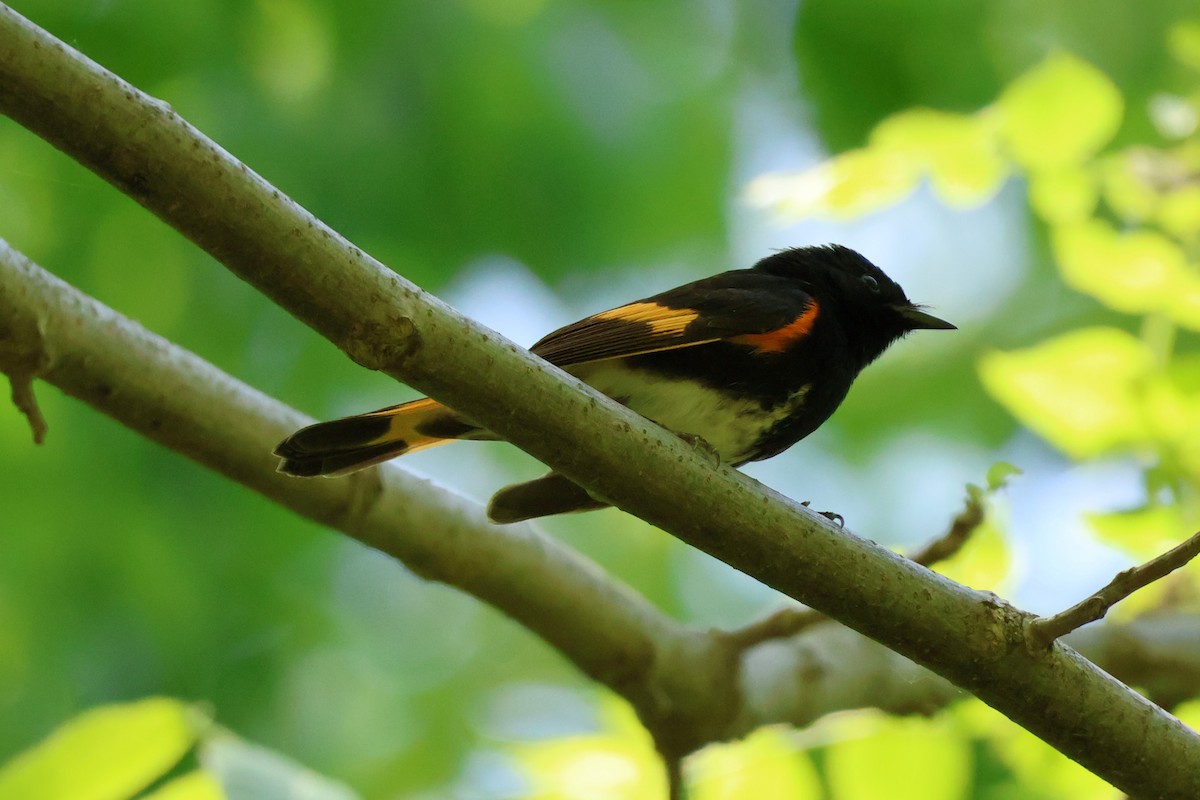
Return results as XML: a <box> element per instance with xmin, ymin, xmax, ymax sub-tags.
<box><xmin>572</xmin><ymin>361</ymin><xmax>810</xmax><ymax>463</ymax></box>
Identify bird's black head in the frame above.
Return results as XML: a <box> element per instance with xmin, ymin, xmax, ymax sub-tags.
<box><xmin>753</xmin><ymin>244</ymin><xmax>954</xmax><ymax>367</ymax></box>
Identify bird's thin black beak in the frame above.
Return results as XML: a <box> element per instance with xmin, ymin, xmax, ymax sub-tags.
<box><xmin>894</xmin><ymin>304</ymin><xmax>956</xmax><ymax>330</ymax></box>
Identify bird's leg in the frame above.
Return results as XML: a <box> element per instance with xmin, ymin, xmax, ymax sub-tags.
<box><xmin>801</xmin><ymin>500</ymin><xmax>845</xmax><ymax>527</ymax></box>
<box><xmin>676</xmin><ymin>432</ymin><xmax>721</xmax><ymax>467</ymax></box>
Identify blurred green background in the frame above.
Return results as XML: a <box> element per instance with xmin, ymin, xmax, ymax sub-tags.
<box><xmin>3</xmin><ymin>0</ymin><xmax>1200</xmax><ymax>797</ymax></box>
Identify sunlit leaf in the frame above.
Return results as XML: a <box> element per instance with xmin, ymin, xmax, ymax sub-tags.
<box><xmin>1156</xmin><ymin>356</ymin><xmax>1200</xmax><ymax>481</ymax></box>
<box><xmin>870</xmin><ymin>108</ymin><xmax>1008</xmax><ymax>207</ymax></box>
<box><xmin>1100</xmin><ymin>150</ymin><xmax>1163</xmax><ymax>220</ymax></box>
<box><xmin>998</xmin><ymin>53</ymin><xmax>1123</xmax><ymax>169</ymax></box>
<box><xmin>987</xmin><ymin>462</ymin><xmax>1023</xmax><ymax>491</ymax></box>
<box><xmin>246</xmin><ymin>0</ymin><xmax>333</xmax><ymax>105</ymax></box>
<box><xmin>936</xmin><ymin>519</ymin><xmax>1013</xmax><ymax>594</ymax></box>
<box><xmin>1088</xmin><ymin>505</ymin><xmax>1186</xmax><ymax>558</ymax></box>
<box><xmin>1174</xmin><ymin>698</ymin><xmax>1200</xmax><ymax>733</ymax></box>
<box><xmin>0</xmin><ymin>698</ymin><xmax>197</xmax><ymax>800</ymax></box>
<box><xmin>1029</xmin><ymin>166</ymin><xmax>1099</xmax><ymax>224</ymax></box>
<box><xmin>1168</xmin><ymin>21</ymin><xmax>1200</xmax><ymax>71</ymax></box>
<box><xmin>1051</xmin><ymin>220</ymin><xmax>1189</xmax><ymax>316</ymax></box>
<box><xmin>1147</xmin><ymin>363</ymin><xmax>1200</xmax><ymax>442</ymax></box>
<box><xmin>142</xmin><ymin>771</ymin><xmax>227</xmax><ymax>800</ymax></box>
<box><xmin>512</xmin><ymin>697</ymin><xmax>664</xmax><ymax>800</ymax></box>
<box><xmin>689</xmin><ymin>727</ymin><xmax>819</xmax><ymax>800</ymax></box>
<box><xmin>960</xmin><ymin>702</ymin><xmax>1119</xmax><ymax>799</ymax></box>
<box><xmin>1157</xmin><ymin>186</ymin><xmax>1200</xmax><ymax>238</ymax></box>
<box><xmin>824</xmin><ymin>713</ymin><xmax>971</xmax><ymax>800</ymax></box>
<box><xmin>1166</xmin><ymin>274</ymin><xmax>1200</xmax><ymax>331</ymax></box>
<box><xmin>978</xmin><ymin>328</ymin><xmax>1154</xmax><ymax>459</ymax></box>
<box><xmin>745</xmin><ymin>149</ymin><xmax>919</xmax><ymax>221</ymax></box>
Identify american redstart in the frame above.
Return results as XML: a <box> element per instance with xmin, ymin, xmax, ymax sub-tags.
<box><xmin>276</xmin><ymin>245</ymin><xmax>954</xmax><ymax>522</ymax></box>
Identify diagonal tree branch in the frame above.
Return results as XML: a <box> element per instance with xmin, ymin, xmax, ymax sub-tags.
<box><xmin>6</xmin><ymin>238</ymin><xmax>1200</xmax><ymax>763</ymax></box>
<box><xmin>3</xmin><ymin>5</ymin><xmax>1200</xmax><ymax>792</ymax></box>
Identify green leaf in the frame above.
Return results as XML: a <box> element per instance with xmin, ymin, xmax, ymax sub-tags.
<box><xmin>1088</xmin><ymin>505</ymin><xmax>1186</xmax><ymax>558</ymax></box>
<box><xmin>0</xmin><ymin>698</ymin><xmax>197</xmax><ymax>800</ymax></box>
<box><xmin>509</xmin><ymin>696</ymin><xmax>664</xmax><ymax>800</ymax></box>
<box><xmin>141</xmin><ymin>771</ymin><xmax>227</xmax><ymax>800</ymax></box>
<box><xmin>978</xmin><ymin>328</ymin><xmax>1154</xmax><ymax>459</ymax></box>
<box><xmin>1028</xmin><ymin>166</ymin><xmax>1099</xmax><ymax>224</ymax></box>
<box><xmin>937</xmin><ymin>519</ymin><xmax>1012</xmax><ymax>594</ymax></box>
<box><xmin>246</xmin><ymin>0</ymin><xmax>333</xmax><ymax>105</ymax></box>
<box><xmin>869</xmin><ymin>108</ymin><xmax>1008</xmax><ymax>207</ymax></box>
<box><xmin>961</xmin><ymin>700</ymin><xmax>1115</xmax><ymax>799</ymax></box>
<box><xmin>1168</xmin><ymin>21</ymin><xmax>1200</xmax><ymax>71</ymax></box>
<box><xmin>998</xmin><ymin>53</ymin><xmax>1123</xmax><ymax>169</ymax></box>
<box><xmin>1052</xmin><ymin>220</ymin><xmax>1189</xmax><ymax>316</ymax></box>
<box><xmin>1147</xmin><ymin>360</ymin><xmax>1200</xmax><ymax>481</ymax></box>
<box><xmin>1166</xmin><ymin>275</ymin><xmax>1200</xmax><ymax>331</ymax></box>
<box><xmin>1157</xmin><ymin>185</ymin><xmax>1200</xmax><ymax>238</ymax></box>
<box><xmin>1101</xmin><ymin>150</ymin><xmax>1163</xmax><ymax>221</ymax></box>
<box><xmin>1174</xmin><ymin>698</ymin><xmax>1200</xmax><ymax>732</ymax></box>
<box><xmin>987</xmin><ymin>462</ymin><xmax>1023</xmax><ymax>491</ymax></box>
<box><xmin>745</xmin><ymin>149</ymin><xmax>920</xmax><ymax>221</ymax></box>
<box><xmin>824</xmin><ymin>713</ymin><xmax>971</xmax><ymax>800</ymax></box>
<box><xmin>690</xmin><ymin>727</ymin><xmax>820</xmax><ymax>800</ymax></box>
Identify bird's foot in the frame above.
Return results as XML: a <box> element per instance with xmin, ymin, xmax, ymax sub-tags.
<box><xmin>801</xmin><ymin>501</ymin><xmax>844</xmax><ymax>527</ymax></box>
<box><xmin>677</xmin><ymin>432</ymin><xmax>721</xmax><ymax>467</ymax></box>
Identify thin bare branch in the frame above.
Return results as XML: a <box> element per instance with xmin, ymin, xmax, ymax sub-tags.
<box><xmin>7</xmin><ymin>372</ymin><xmax>46</xmax><ymax>443</ymax></box>
<box><xmin>723</xmin><ymin>607</ymin><xmax>828</xmax><ymax>652</ymax></box>
<box><xmin>664</xmin><ymin>754</ymin><xmax>684</xmax><ymax>800</ymax></box>
<box><xmin>730</xmin><ymin>612</ymin><xmax>1200</xmax><ymax>736</ymax></box>
<box><xmin>908</xmin><ymin>490</ymin><xmax>986</xmax><ymax>567</ymax></box>
<box><xmin>1026</xmin><ymin>531</ymin><xmax>1200</xmax><ymax>650</ymax></box>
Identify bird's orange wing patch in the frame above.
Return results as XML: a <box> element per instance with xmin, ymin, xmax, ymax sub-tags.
<box><xmin>531</xmin><ymin>301</ymin><xmax>717</xmax><ymax>366</ymax></box>
<box><xmin>730</xmin><ymin>301</ymin><xmax>820</xmax><ymax>354</ymax></box>
<box><xmin>592</xmin><ymin>302</ymin><xmax>700</xmax><ymax>335</ymax></box>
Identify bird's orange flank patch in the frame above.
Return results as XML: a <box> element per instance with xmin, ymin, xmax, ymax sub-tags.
<box><xmin>731</xmin><ymin>301</ymin><xmax>820</xmax><ymax>354</ymax></box>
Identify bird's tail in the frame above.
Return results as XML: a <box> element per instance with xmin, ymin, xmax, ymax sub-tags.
<box><xmin>275</xmin><ymin>398</ymin><xmax>489</xmax><ymax>477</ymax></box>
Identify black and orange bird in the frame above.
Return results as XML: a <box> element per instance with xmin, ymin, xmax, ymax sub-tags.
<box><xmin>275</xmin><ymin>245</ymin><xmax>954</xmax><ymax>522</ymax></box>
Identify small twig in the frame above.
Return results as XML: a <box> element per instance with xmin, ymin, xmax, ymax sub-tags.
<box><xmin>725</xmin><ymin>492</ymin><xmax>988</xmax><ymax>652</ymax></box>
<box><xmin>1026</xmin><ymin>530</ymin><xmax>1200</xmax><ymax>651</ymax></box>
<box><xmin>665</xmin><ymin>753</ymin><xmax>684</xmax><ymax>800</ymax></box>
<box><xmin>908</xmin><ymin>491</ymin><xmax>985</xmax><ymax>567</ymax></box>
<box><xmin>722</xmin><ymin>606</ymin><xmax>828</xmax><ymax>651</ymax></box>
<box><xmin>7</xmin><ymin>372</ymin><xmax>47</xmax><ymax>444</ymax></box>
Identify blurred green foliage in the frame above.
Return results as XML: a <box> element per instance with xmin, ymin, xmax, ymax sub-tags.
<box><xmin>0</xmin><ymin>697</ymin><xmax>359</xmax><ymax>800</ymax></box>
<box><xmin>4</xmin><ymin>0</ymin><xmax>1200</xmax><ymax>798</ymax></box>
<box><xmin>0</xmin><ymin>697</ymin><xmax>200</xmax><ymax>800</ymax></box>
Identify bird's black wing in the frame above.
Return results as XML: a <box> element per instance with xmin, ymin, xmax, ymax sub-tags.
<box><xmin>531</xmin><ymin>270</ymin><xmax>819</xmax><ymax>367</ymax></box>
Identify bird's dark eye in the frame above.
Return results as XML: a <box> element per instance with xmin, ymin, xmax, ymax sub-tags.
<box><xmin>862</xmin><ymin>275</ymin><xmax>880</xmax><ymax>293</ymax></box>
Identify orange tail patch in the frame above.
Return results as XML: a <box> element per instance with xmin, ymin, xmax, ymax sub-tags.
<box><xmin>275</xmin><ymin>398</ymin><xmax>486</xmax><ymax>477</ymax></box>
